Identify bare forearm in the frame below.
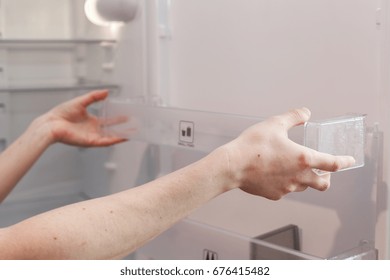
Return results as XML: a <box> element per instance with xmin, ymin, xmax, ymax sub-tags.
<box><xmin>2</xmin><ymin>147</ymin><xmax>232</xmax><ymax>259</ymax></box>
<box><xmin>0</xmin><ymin>115</ymin><xmax>53</xmax><ymax>202</ymax></box>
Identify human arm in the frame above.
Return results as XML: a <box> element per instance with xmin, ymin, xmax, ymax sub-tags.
<box><xmin>0</xmin><ymin>107</ymin><xmax>355</xmax><ymax>259</ymax></box>
<box><xmin>0</xmin><ymin>90</ymin><xmax>125</xmax><ymax>202</ymax></box>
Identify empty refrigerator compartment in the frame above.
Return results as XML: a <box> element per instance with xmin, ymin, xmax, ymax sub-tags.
<box><xmin>136</xmin><ymin>219</ymin><xmax>320</xmax><ymax>260</ymax></box>
<box><xmin>137</xmin><ymin>218</ymin><xmax>378</xmax><ymax>260</ymax></box>
<box><xmin>304</xmin><ymin>114</ymin><xmax>366</xmax><ymax>174</ymax></box>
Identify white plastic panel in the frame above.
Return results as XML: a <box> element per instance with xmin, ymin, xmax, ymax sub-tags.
<box><xmin>159</xmin><ymin>0</ymin><xmax>381</xmax><ymax>122</ymax></box>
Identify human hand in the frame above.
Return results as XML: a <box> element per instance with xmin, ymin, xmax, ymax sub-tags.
<box><xmin>44</xmin><ymin>90</ymin><xmax>126</xmax><ymax>147</ymax></box>
<box><xmin>222</xmin><ymin>108</ymin><xmax>355</xmax><ymax>200</ymax></box>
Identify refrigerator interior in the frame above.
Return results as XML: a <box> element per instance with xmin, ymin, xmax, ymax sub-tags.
<box><xmin>0</xmin><ymin>0</ymin><xmax>388</xmax><ymax>260</ymax></box>
<box><xmin>0</xmin><ymin>0</ymin><xmax>121</xmax><ymax>224</ymax></box>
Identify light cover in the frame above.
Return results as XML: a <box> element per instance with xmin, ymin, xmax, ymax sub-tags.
<box><xmin>84</xmin><ymin>0</ymin><xmax>138</xmax><ymax>26</ymax></box>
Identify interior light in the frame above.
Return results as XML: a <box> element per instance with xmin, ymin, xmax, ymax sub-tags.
<box><xmin>84</xmin><ymin>0</ymin><xmax>138</xmax><ymax>27</ymax></box>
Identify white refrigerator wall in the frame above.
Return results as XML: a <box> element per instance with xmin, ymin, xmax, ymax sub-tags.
<box><xmin>164</xmin><ymin>0</ymin><xmax>381</xmax><ymax>120</ymax></box>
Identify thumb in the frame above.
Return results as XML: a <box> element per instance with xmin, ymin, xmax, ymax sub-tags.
<box><xmin>281</xmin><ymin>107</ymin><xmax>311</xmax><ymax>130</ymax></box>
<box><xmin>78</xmin><ymin>90</ymin><xmax>109</xmax><ymax>108</ymax></box>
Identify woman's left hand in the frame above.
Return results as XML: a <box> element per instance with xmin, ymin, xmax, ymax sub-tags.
<box><xmin>45</xmin><ymin>90</ymin><xmax>126</xmax><ymax>147</ymax></box>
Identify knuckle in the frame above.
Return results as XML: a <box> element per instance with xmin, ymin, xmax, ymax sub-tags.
<box><xmin>319</xmin><ymin>180</ymin><xmax>330</xmax><ymax>191</ymax></box>
<box><xmin>330</xmin><ymin>159</ymin><xmax>342</xmax><ymax>172</ymax></box>
<box><xmin>298</xmin><ymin>152</ymin><xmax>312</xmax><ymax>169</ymax></box>
<box><xmin>283</xmin><ymin>183</ymin><xmax>297</xmax><ymax>195</ymax></box>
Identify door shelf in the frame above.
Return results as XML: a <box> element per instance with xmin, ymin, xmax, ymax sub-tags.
<box><xmin>100</xmin><ymin>99</ymin><xmax>366</xmax><ymax>173</ymax></box>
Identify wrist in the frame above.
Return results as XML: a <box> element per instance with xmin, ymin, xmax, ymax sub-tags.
<box><xmin>217</xmin><ymin>140</ymin><xmax>249</xmax><ymax>191</ymax></box>
<box><xmin>28</xmin><ymin>113</ymin><xmax>57</xmax><ymax>147</ymax></box>
<box><xmin>207</xmin><ymin>145</ymin><xmax>241</xmax><ymax>194</ymax></box>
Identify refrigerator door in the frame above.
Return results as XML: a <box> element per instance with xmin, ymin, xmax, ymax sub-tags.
<box><xmin>131</xmin><ymin>0</ymin><xmax>383</xmax><ymax>259</ymax></box>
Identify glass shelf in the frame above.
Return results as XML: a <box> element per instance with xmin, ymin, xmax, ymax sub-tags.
<box><xmin>0</xmin><ymin>38</ymin><xmax>117</xmax><ymax>45</ymax></box>
<box><xmin>0</xmin><ymin>83</ymin><xmax>120</xmax><ymax>93</ymax></box>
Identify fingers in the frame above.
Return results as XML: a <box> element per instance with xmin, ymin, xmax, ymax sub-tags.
<box><xmin>309</xmin><ymin>151</ymin><xmax>356</xmax><ymax>173</ymax></box>
<box><xmin>78</xmin><ymin>90</ymin><xmax>109</xmax><ymax>107</ymax></box>
<box><xmin>88</xmin><ymin>136</ymin><xmax>128</xmax><ymax>147</ymax></box>
<box><xmin>295</xmin><ymin>151</ymin><xmax>355</xmax><ymax>193</ymax></box>
<box><xmin>297</xmin><ymin>170</ymin><xmax>331</xmax><ymax>192</ymax></box>
<box><xmin>99</xmin><ymin>115</ymin><xmax>129</xmax><ymax>126</ymax></box>
<box><xmin>275</xmin><ymin>107</ymin><xmax>311</xmax><ymax>130</ymax></box>
<box><xmin>96</xmin><ymin>137</ymin><xmax>128</xmax><ymax>147</ymax></box>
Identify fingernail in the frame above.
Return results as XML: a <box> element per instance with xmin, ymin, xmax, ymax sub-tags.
<box><xmin>301</xmin><ymin>107</ymin><xmax>311</xmax><ymax>118</ymax></box>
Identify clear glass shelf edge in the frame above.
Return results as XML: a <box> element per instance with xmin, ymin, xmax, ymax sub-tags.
<box><xmin>101</xmin><ymin>99</ymin><xmax>366</xmax><ymax>173</ymax></box>
<box><xmin>0</xmin><ymin>83</ymin><xmax>120</xmax><ymax>93</ymax></box>
<box><xmin>0</xmin><ymin>38</ymin><xmax>117</xmax><ymax>45</ymax></box>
